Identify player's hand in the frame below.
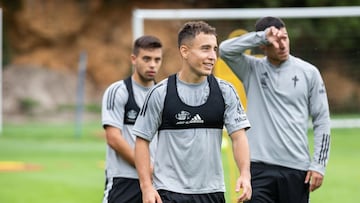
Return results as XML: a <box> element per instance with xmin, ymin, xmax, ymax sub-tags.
<box><xmin>141</xmin><ymin>185</ymin><xmax>162</xmax><ymax>203</ymax></box>
<box><xmin>235</xmin><ymin>176</ymin><xmax>252</xmax><ymax>202</ymax></box>
<box><xmin>266</xmin><ymin>26</ymin><xmax>286</xmax><ymax>49</ymax></box>
<box><xmin>305</xmin><ymin>170</ymin><xmax>324</xmax><ymax>192</ymax></box>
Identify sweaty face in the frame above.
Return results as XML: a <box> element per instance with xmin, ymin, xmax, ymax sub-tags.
<box><xmin>264</xmin><ymin>27</ymin><xmax>290</xmax><ymax>66</ymax></box>
<box><xmin>132</xmin><ymin>48</ymin><xmax>162</xmax><ymax>83</ymax></box>
<box><xmin>183</xmin><ymin>33</ymin><xmax>218</xmax><ymax>77</ymax></box>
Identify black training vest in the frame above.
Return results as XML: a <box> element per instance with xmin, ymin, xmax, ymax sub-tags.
<box><xmin>124</xmin><ymin>77</ymin><xmax>140</xmax><ymax>125</ymax></box>
<box><xmin>158</xmin><ymin>74</ymin><xmax>225</xmax><ymax>130</ymax></box>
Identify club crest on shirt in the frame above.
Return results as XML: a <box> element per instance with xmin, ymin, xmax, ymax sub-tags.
<box><xmin>175</xmin><ymin>111</ymin><xmax>191</xmax><ymax>121</ymax></box>
<box><xmin>126</xmin><ymin>109</ymin><xmax>138</xmax><ymax>121</ymax></box>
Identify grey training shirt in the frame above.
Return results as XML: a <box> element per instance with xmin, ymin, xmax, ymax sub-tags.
<box><xmin>132</xmin><ymin>74</ymin><xmax>250</xmax><ymax>194</ymax></box>
<box><xmin>219</xmin><ymin>30</ymin><xmax>331</xmax><ymax>175</ymax></box>
<box><xmin>102</xmin><ymin>79</ymin><xmax>157</xmax><ymax>179</ymax></box>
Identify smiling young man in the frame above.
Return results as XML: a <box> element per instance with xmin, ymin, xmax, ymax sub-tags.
<box><xmin>219</xmin><ymin>16</ymin><xmax>331</xmax><ymax>203</ymax></box>
<box><xmin>133</xmin><ymin>21</ymin><xmax>252</xmax><ymax>203</ymax></box>
<box><xmin>101</xmin><ymin>35</ymin><xmax>163</xmax><ymax>203</ymax></box>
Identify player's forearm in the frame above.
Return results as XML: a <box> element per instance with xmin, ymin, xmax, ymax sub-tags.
<box><xmin>235</xmin><ymin>146</ymin><xmax>251</xmax><ymax>178</ymax></box>
<box><xmin>310</xmin><ymin>127</ymin><xmax>331</xmax><ymax>175</ymax></box>
<box><xmin>231</xmin><ymin>130</ymin><xmax>251</xmax><ymax>178</ymax></box>
<box><xmin>311</xmin><ymin>109</ymin><xmax>331</xmax><ymax>174</ymax></box>
<box><xmin>106</xmin><ymin>127</ymin><xmax>136</xmax><ymax>167</ymax></box>
<box><xmin>219</xmin><ymin>33</ymin><xmax>261</xmax><ymax>82</ymax></box>
<box><xmin>113</xmin><ymin>142</ymin><xmax>135</xmax><ymax>167</ymax></box>
<box><xmin>135</xmin><ymin>137</ymin><xmax>153</xmax><ymax>190</ymax></box>
<box><xmin>219</xmin><ymin>31</ymin><xmax>265</xmax><ymax>58</ymax></box>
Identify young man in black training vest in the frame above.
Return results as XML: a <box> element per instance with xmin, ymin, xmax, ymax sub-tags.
<box><xmin>133</xmin><ymin>21</ymin><xmax>252</xmax><ymax>203</ymax></box>
<box><xmin>101</xmin><ymin>35</ymin><xmax>163</xmax><ymax>203</ymax></box>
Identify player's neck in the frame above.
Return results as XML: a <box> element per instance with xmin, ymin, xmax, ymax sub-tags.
<box><xmin>132</xmin><ymin>74</ymin><xmax>154</xmax><ymax>87</ymax></box>
<box><xmin>178</xmin><ymin>70</ymin><xmax>207</xmax><ymax>84</ymax></box>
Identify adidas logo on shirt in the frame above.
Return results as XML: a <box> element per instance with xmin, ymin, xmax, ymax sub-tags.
<box><xmin>189</xmin><ymin>114</ymin><xmax>204</xmax><ymax>124</ymax></box>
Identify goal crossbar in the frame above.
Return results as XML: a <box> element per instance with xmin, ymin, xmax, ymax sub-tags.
<box><xmin>132</xmin><ymin>6</ymin><xmax>360</xmax><ymax>40</ymax></box>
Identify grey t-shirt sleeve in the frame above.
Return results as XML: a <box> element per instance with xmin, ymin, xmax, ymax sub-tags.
<box><xmin>101</xmin><ymin>81</ymin><xmax>127</xmax><ymax>130</ymax></box>
<box><xmin>218</xmin><ymin>78</ymin><xmax>251</xmax><ymax>135</ymax></box>
<box><xmin>132</xmin><ymin>81</ymin><xmax>167</xmax><ymax>141</ymax></box>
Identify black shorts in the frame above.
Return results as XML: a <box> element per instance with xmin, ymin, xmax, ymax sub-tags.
<box><xmin>245</xmin><ymin>162</ymin><xmax>309</xmax><ymax>203</ymax></box>
<box><xmin>158</xmin><ymin>190</ymin><xmax>225</xmax><ymax>203</ymax></box>
<box><xmin>103</xmin><ymin>177</ymin><xmax>142</xmax><ymax>203</ymax></box>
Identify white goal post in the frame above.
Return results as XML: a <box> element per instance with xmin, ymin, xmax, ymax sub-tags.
<box><xmin>132</xmin><ymin>6</ymin><xmax>360</xmax><ymax>40</ymax></box>
<box><xmin>0</xmin><ymin>9</ymin><xmax>2</xmax><ymax>134</ymax></box>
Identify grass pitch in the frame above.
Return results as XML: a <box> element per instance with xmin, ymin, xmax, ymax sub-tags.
<box><xmin>0</xmin><ymin>120</ymin><xmax>359</xmax><ymax>202</ymax></box>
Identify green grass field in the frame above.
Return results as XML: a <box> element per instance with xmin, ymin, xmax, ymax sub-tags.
<box><xmin>0</xmin><ymin>120</ymin><xmax>359</xmax><ymax>203</ymax></box>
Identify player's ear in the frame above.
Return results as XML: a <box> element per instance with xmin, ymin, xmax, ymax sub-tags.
<box><xmin>259</xmin><ymin>45</ymin><xmax>266</xmax><ymax>52</ymax></box>
<box><xmin>180</xmin><ymin>45</ymin><xmax>189</xmax><ymax>59</ymax></box>
<box><xmin>130</xmin><ymin>54</ymin><xmax>137</xmax><ymax>65</ymax></box>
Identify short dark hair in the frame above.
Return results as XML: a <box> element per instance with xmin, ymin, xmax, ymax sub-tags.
<box><xmin>177</xmin><ymin>21</ymin><xmax>217</xmax><ymax>48</ymax></box>
<box><xmin>255</xmin><ymin>16</ymin><xmax>286</xmax><ymax>31</ymax></box>
<box><xmin>133</xmin><ymin>35</ymin><xmax>162</xmax><ymax>55</ymax></box>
